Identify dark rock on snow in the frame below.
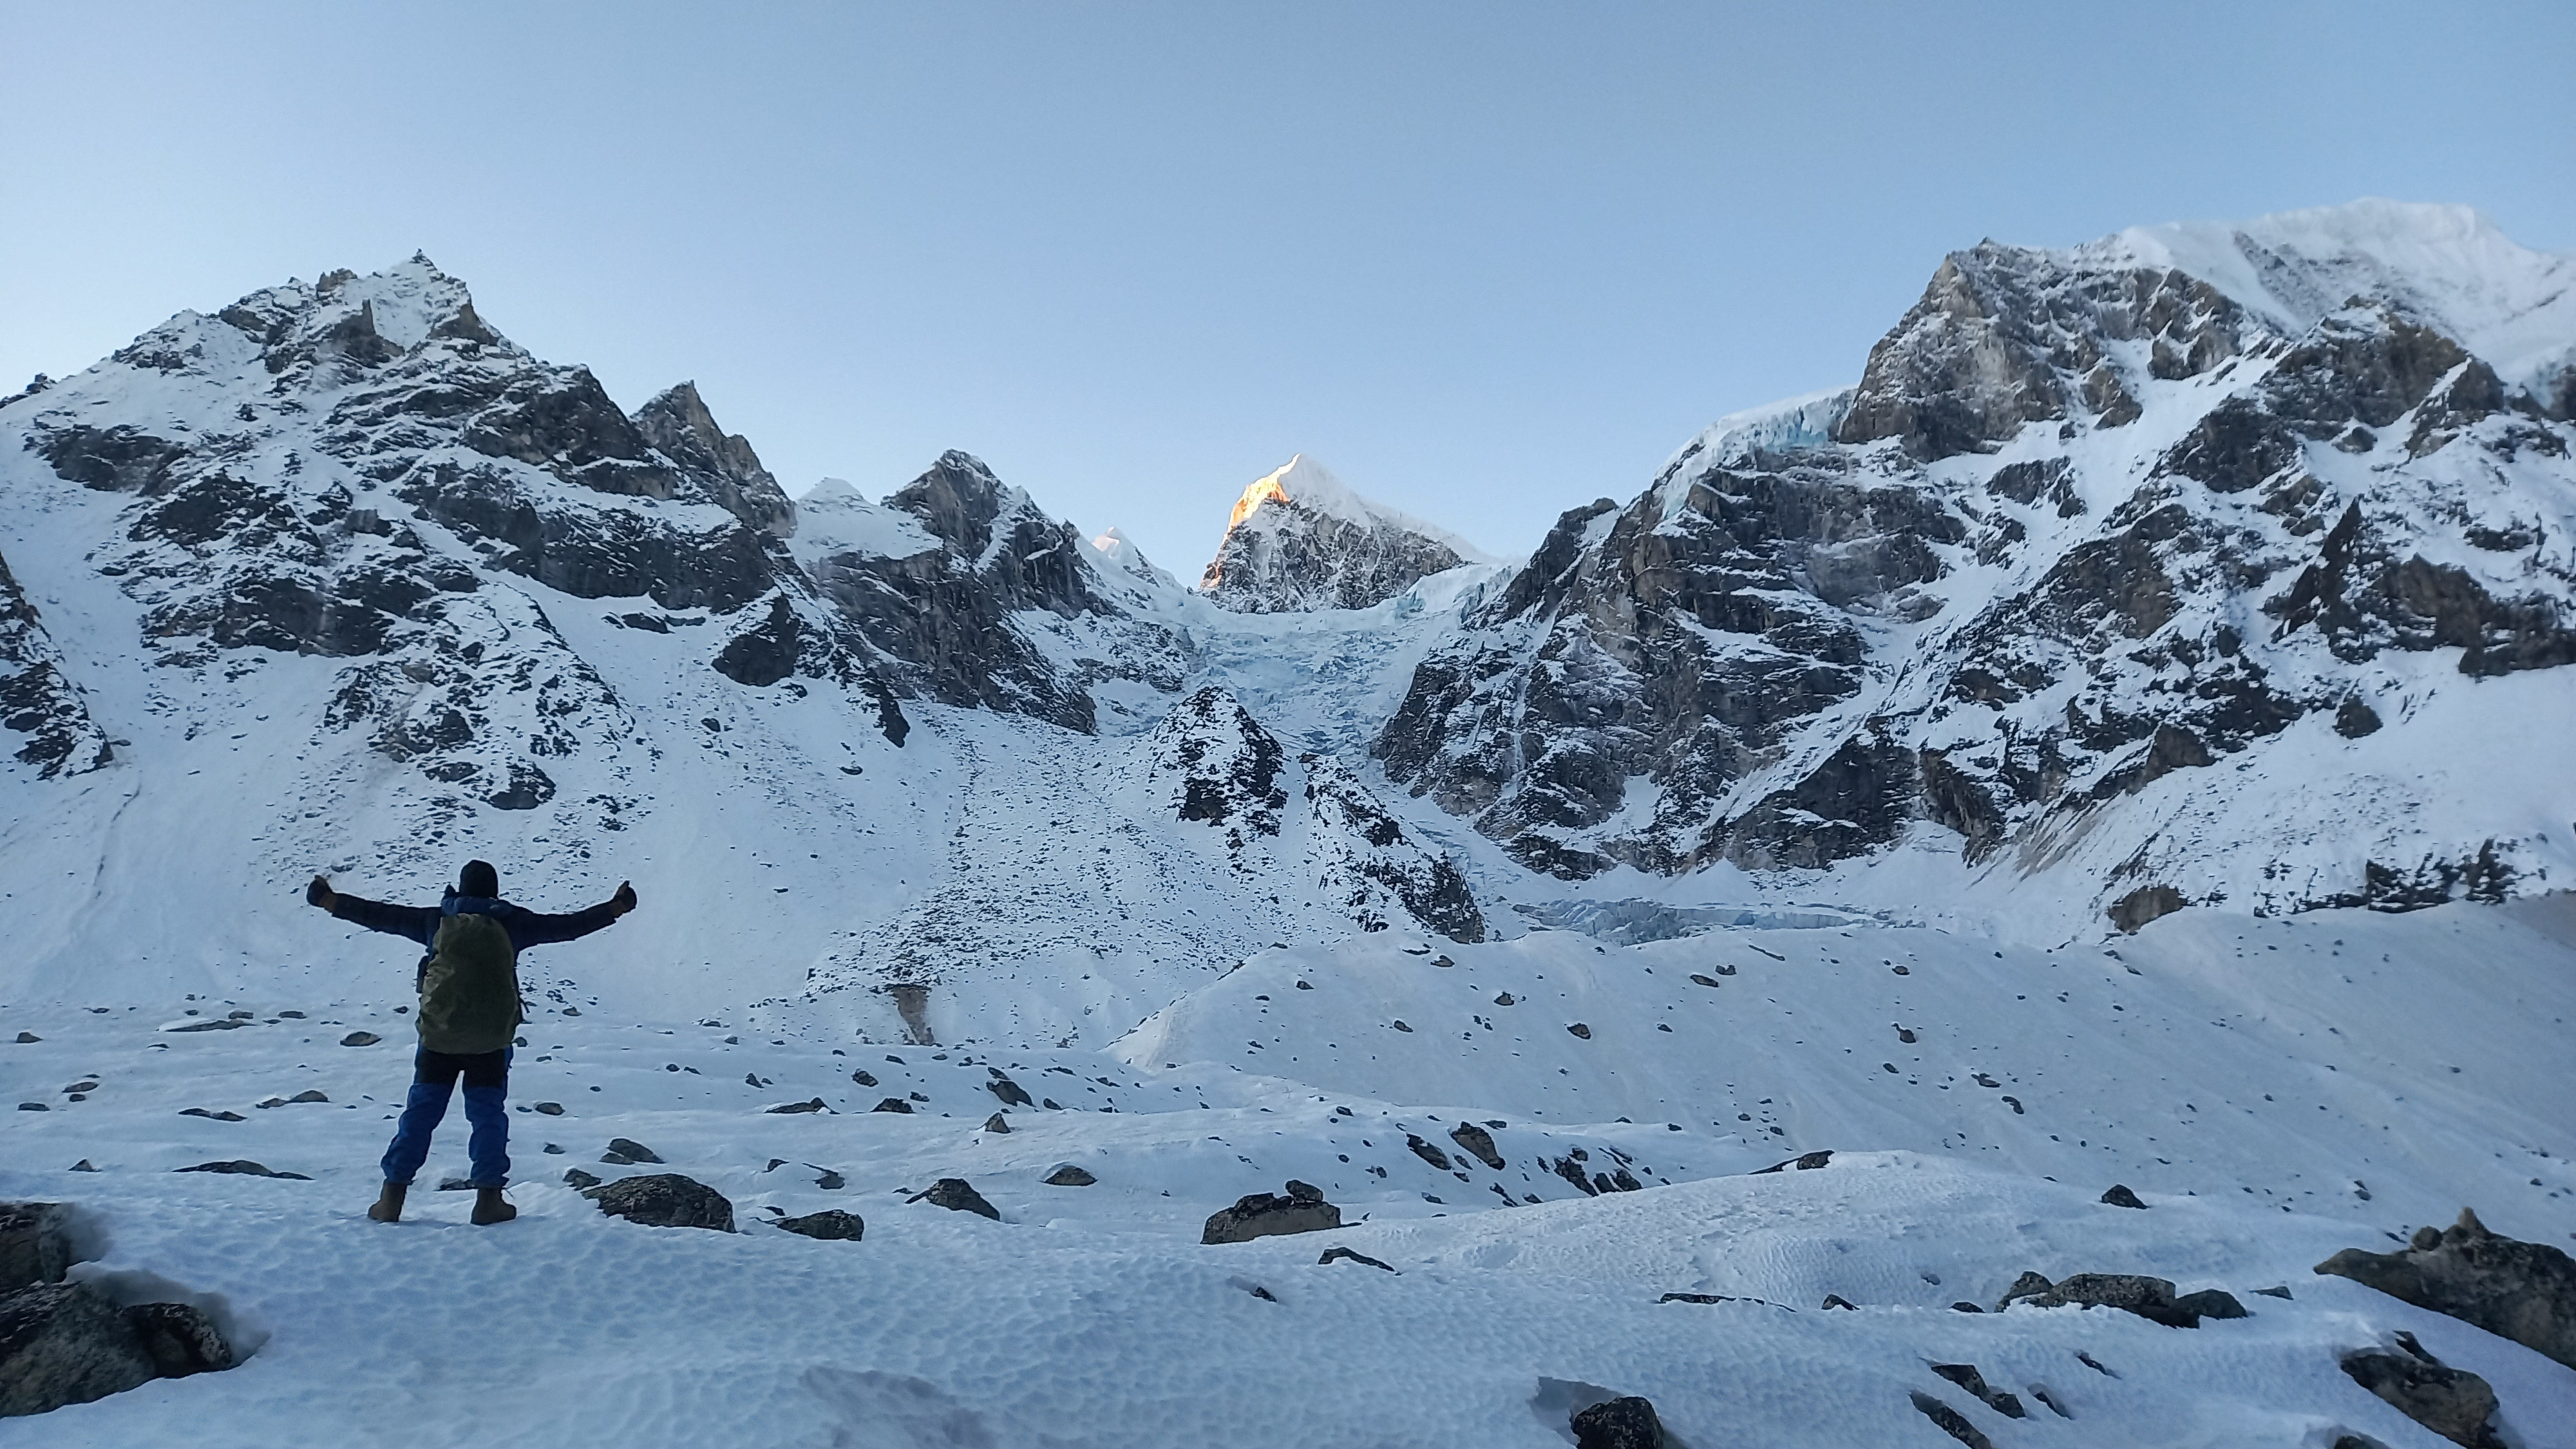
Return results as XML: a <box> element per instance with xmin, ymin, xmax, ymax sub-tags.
<box><xmin>123</xmin><ymin>1302</ymin><xmax>232</xmax><ymax>1379</ymax></box>
<box><xmin>0</xmin><ymin>1204</ymin><xmax>73</xmax><ymax>1294</ymax></box>
<box><xmin>1909</xmin><ymin>1391</ymin><xmax>1996</xmax><ymax>1449</ymax></box>
<box><xmin>2099</xmin><ymin>1183</ymin><xmax>2146</xmax><ymax>1208</ymax></box>
<box><xmin>2315</xmin><ymin>1208</ymin><xmax>2576</xmax><ymax>1369</ymax></box>
<box><xmin>1447</xmin><ymin>1121</ymin><xmax>1506</xmax><ymax>1170</ymax></box>
<box><xmin>1996</xmin><ymin>1270</ymin><xmax>2056</xmax><ymax>1311</ymax></box>
<box><xmin>2339</xmin><ymin>1334</ymin><xmax>2505</xmax><ymax>1449</ymax></box>
<box><xmin>1204</xmin><ymin>1180</ymin><xmax>1341</xmax><ymax>1245</ymax></box>
<box><xmin>1569</xmin><ymin>1394</ymin><xmax>1671</xmax><ymax>1449</ymax></box>
<box><xmin>0</xmin><ymin>1282</ymin><xmax>159</xmax><ymax>1417</ymax></box>
<box><xmin>2011</xmin><ymin>1272</ymin><xmax>2211</xmax><ymax>1326</ymax></box>
<box><xmin>774</xmin><ymin>1209</ymin><xmax>864</xmax><ymax>1242</ymax></box>
<box><xmin>174</xmin><ymin>1160</ymin><xmax>309</xmax><ymax>1180</ymax></box>
<box><xmin>911</xmin><ymin>1179</ymin><xmax>999</xmax><ymax>1220</ymax></box>
<box><xmin>1318</xmin><ymin>1246</ymin><xmax>1396</xmax><ymax>1273</ymax></box>
<box><xmin>1042</xmin><ymin>1164</ymin><xmax>1096</xmax><ymax>1187</ymax></box>
<box><xmin>603</xmin><ymin>1137</ymin><xmax>664</xmax><ymax>1164</ymax></box>
<box><xmin>583</xmin><ymin>1173</ymin><xmax>734</xmax><ymax>1232</ymax></box>
<box><xmin>2174</xmin><ymin>1288</ymin><xmax>2249</xmax><ymax>1320</ymax></box>
<box><xmin>1929</xmin><ymin>1363</ymin><xmax>2025</xmax><ymax>1418</ymax></box>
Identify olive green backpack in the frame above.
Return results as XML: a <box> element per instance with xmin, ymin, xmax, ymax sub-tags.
<box><xmin>418</xmin><ymin>911</ymin><xmax>523</xmax><ymax>1055</ymax></box>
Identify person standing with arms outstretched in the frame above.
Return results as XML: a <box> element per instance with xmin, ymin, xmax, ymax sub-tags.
<box><xmin>305</xmin><ymin>859</ymin><xmax>637</xmax><ymax>1225</ymax></box>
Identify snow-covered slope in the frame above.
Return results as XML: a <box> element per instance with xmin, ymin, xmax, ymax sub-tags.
<box><xmin>1199</xmin><ymin>455</ymin><xmax>1492</xmax><ymax>613</ymax></box>
<box><xmin>3</xmin><ymin>900</ymin><xmax>2570</xmax><ymax>1446</ymax></box>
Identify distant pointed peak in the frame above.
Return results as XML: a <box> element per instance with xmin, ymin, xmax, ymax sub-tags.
<box><xmin>1220</xmin><ymin>455</ymin><xmax>1488</xmax><ymax>561</ymax></box>
<box><xmin>1090</xmin><ymin>526</ymin><xmax>1178</xmax><ymax>589</ymax></box>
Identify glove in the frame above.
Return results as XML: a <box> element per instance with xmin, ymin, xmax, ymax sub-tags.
<box><xmin>307</xmin><ymin>875</ymin><xmax>336</xmax><ymax>911</ymax></box>
<box><xmin>611</xmin><ymin>880</ymin><xmax>637</xmax><ymax>916</ymax></box>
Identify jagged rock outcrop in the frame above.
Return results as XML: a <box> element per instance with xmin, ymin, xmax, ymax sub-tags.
<box><xmin>0</xmin><ymin>1202</ymin><xmax>238</xmax><ymax>1417</ymax></box>
<box><xmin>1375</xmin><ymin>450</ymin><xmax>1961</xmax><ymax>878</ymax></box>
<box><xmin>802</xmin><ymin>451</ymin><xmax>1137</xmax><ymax>732</ymax></box>
<box><xmin>1151</xmin><ymin>686</ymin><xmax>1286</xmax><ymax>844</ymax></box>
<box><xmin>1302</xmin><ymin>753</ymin><xmax>1485</xmax><ymax>942</ymax></box>
<box><xmin>0</xmin><ymin>554</ymin><xmax>111</xmax><ymax>780</ymax></box>
<box><xmin>1835</xmin><ymin>242</ymin><xmax>2251</xmax><ymax>459</ymax></box>
<box><xmin>631</xmin><ymin>382</ymin><xmax>797</xmax><ymax>539</ymax></box>
<box><xmin>1200</xmin><ymin>455</ymin><xmax>1481</xmax><ymax>613</ymax></box>
<box><xmin>2316</xmin><ymin>1208</ymin><xmax>2576</xmax><ymax>1369</ymax></box>
<box><xmin>2339</xmin><ymin>1334</ymin><xmax>2506</xmax><ymax>1449</ymax></box>
<box><xmin>1150</xmin><ymin>687</ymin><xmax>1485</xmax><ymax>941</ymax></box>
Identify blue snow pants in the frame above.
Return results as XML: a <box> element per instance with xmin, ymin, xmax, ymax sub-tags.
<box><xmin>381</xmin><ymin>1046</ymin><xmax>512</xmax><ymax>1187</ymax></box>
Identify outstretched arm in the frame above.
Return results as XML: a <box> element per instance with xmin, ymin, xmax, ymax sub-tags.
<box><xmin>506</xmin><ymin>880</ymin><xmax>637</xmax><ymax>950</ymax></box>
<box><xmin>307</xmin><ymin>876</ymin><xmax>440</xmax><ymax>948</ymax></box>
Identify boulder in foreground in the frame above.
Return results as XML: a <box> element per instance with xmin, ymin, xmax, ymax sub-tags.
<box><xmin>1203</xmin><ymin>1180</ymin><xmax>1341</xmax><ymax>1244</ymax></box>
<box><xmin>0</xmin><ymin>1282</ymin><xmax>157</xmax><ymax>1417</ymax></box>
<box><xmin>2339</xmin><ymin>1334</ymin><xmax>2505</xmax><ymax>1449</ymax></box>
<box><xmin>775</xmin><ymin>1209</ymin><xmax>864</xmax><ymax>1242</ymax></box>
<box><xmin>1571</xmin><ymin>1394</ymin><xmax>1671</xmax><ymax>1449</ymax></box>
<box><xmin>124</xmin><ymin>1302</ymin><xmax>232</xmax><ymax>1378</ymax></box>
<box><xmin>0</xmin><ymin>1204</ymin><xmax>73</xmax><ymax>1294</ymax></box>
<box><xmin>2316</xmin><ymin>1208</ymin><xmax>2576</xmax><ymax>1369</ymax></box>
<box><xmin>911</xmin><ymin>1179</ymin><xmax>999</xmax><ymax>1220</ymax></box>
<box><xmin>583</xmin><ymin>1173</ymin><xmax>735</xmax><ymax>1232</ymax></box>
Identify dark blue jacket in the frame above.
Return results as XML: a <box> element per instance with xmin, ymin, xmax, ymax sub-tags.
<box><xmin>332</xmin><ymin>889</ymin><xmax>623</xmax><ymax>961</ymax></box>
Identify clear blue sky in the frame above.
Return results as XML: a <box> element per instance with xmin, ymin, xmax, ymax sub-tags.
<box><xmin>4</xmin><ymin>1</ymin><xmax>2568</xmax><ymax>573</ymax></box>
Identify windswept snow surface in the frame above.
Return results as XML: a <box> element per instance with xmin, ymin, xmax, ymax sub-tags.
<box><xmin>4</xmin><ymin>900</ymin><xmax>2573</xmax><ymax>1446</ymax></box>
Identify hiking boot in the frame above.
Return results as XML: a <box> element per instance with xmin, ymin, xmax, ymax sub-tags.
<box><xmin>368</xmin><ymin>1181</ymin><xmax>407</xmax><ymax>1223</ymax></box>
<box><xmin>471</xmin><ymin>1186</ymin><xmax>517</xmax><ymax>1226</ymax></box>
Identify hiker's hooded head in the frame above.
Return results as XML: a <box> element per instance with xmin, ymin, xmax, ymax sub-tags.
<box><xmin>458</xmin><ymin>860</ymin><xmax>499</xmax><ymax>899</ymax></box>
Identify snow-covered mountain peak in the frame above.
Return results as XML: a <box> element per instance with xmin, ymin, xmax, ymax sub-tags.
<box><xmin>2095</xmin><ymin>198</ymin><xmax>2576</xmax><ymax>390</ymax></box>
<box><xmin>1220</xmin><ymin>454</ymin><xmax>1485</xmax><ymax>559</ymax></box>
<box><xmin>788</xmin><ymin>476</ymin><xmax>940</xmax><ymax>564</ymax></box>
<box><xmin>1088</xmin><ymin>526</ymin><xmax>1178</xmax><ymax>589</ymax></box>
<box><xmin>1199</xmin><ymin>456</ymin><xmax>1488</xmax><ymax>614</ymax></box>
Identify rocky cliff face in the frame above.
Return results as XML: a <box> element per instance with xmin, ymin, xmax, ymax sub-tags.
<box><xmin>1377</xmin><ymin>203</ymin><xmax>2576</xmax><ymax>925</ymax></box>
<box><xmin>1200</xmin><ymin>455</ymin><xmax>1482</xmax><ymax>613</ymax></box>
<box><xmin>1149</xmin><ymin>686</ymin><xmax>1484</xmax><ymax>942</ymax></box>
<box><xmin>10</xmin><ymin>258</ymin><xmax>780</xmax><ymax>821</ymax></box>
<box><xmin>0</xmin><ymin>547</ymin><xmax>112</xmax><ymax>780</ymax></box>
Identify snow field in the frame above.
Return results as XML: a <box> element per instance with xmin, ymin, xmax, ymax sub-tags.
<box><xmin>5</xmin><ymin>897</ymin><xmax>2571</xmax><ymax>1446</ymax></box>
<box><xmin>1117</xmin><ymin>903</ymin><xmax>2576</xmax><ymax>1240</ymax></box>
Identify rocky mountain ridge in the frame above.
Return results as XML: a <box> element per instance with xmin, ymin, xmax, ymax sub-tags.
<box><xmin>1</xmin><ymin>202</ymin><xmax>2568</xmax><ymax>1026</ymax></box>
<box><xmin>0</xmin><ymin>258</ymin><xmax>1492</xmax><ymax>1033</ymax></box>
<box><xmin>1372</xmin><ymin>201</ymin><xmax>2576</xmax><ymax>929</ymax></box>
